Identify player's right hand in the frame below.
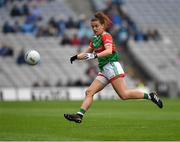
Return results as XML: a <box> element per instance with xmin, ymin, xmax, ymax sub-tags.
<box><xmin>70</xmin><ymin>55</ymin><xmax>78</xmax><ymax>64</ymax></box>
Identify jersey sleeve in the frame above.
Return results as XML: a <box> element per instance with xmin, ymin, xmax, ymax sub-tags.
<box><xmin>102</xmin><ymin>34</ymin><xmax>113</xmax><ymax>46</ymax></box>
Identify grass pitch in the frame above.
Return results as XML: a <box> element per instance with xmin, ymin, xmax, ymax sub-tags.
<box><xmin>0</xmin><ymin>99</ymin><xmax>180</xmax><ymax>141</ymax></box>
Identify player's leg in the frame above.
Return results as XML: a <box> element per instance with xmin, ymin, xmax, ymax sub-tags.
<box><xmin>102</xmin><ymin>62</ymin><xmax>163</xmax><ymax>108</ymax></box>
<box><xmin>64</xmin><ymin>75</ymin><xmax>108</xmax><ymax>123</ymax></box>
<box><xmin>80</xmin><ymin>79</ymin><xmax>107</xmax><ymax>111</ymax></box>
<box><xmin>111</xmin><ymin>77</ymin><xmax>163</xmax><ymax>108</ymax></box>
<box><xmin>111</xmin><ymin>77</ymin><xmax>144</xmax><ymax>99</ymax></box>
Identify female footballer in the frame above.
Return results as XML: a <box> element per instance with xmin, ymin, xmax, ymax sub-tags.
<box><xmin>64</xmin><ymin>12</ymin><xmax>163</xmax><ymax>123</ymax></box>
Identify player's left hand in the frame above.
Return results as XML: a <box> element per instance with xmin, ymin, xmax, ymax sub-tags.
<box><xmin>84</xmin><ymin>53</ymin><xmax>97</xmax><ymax>60</ymax></box>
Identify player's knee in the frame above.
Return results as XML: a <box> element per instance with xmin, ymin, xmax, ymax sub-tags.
<box><xmin>85</xmin><ymin>89</ymin><xmax>94</xmax><ymax>97</ymax></box>
<box><xmin>119</xmin><ymin>91</ymin><xmax>129</xmax><ymax>100</ymax></box>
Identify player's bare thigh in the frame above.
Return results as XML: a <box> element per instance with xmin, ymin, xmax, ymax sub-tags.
<box><xmin>86</xmin><ymin>79</ymin><xmax>107</xmax><ymax>96</ymax></box>
<box><xmin>111</xmin><ymin>77</ymin><xmax>144</xmax><ymax>100</ymax></box>
<box><xmin>111</xmin><ymin>77</ymin><xmax>127</xmax><ymax>99</ymax></box>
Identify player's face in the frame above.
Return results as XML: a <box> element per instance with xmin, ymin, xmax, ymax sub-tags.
<box><xmin>91</xmin><ymin>20</ymin><xmax>105</xmax><ymax>36</ymax></box>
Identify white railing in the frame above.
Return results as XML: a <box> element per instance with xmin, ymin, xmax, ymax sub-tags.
<box><xmin>0</xmin><ymin>86</ymin><xmax>120</xmax><ymax>101</ymax></box>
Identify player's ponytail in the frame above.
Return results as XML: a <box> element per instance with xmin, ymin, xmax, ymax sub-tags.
<box><xmin>91</xmin><ymin>12</ymin><xmax>112</xmax><ymax>29</ymax></box>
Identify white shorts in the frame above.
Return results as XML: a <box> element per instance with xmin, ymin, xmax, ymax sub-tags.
<box><xmin>96</xmin><ymin>62</ymin><xmax>125</xmax><ymax>85</ymax></box>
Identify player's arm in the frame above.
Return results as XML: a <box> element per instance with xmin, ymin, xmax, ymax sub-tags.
<box><xmin>83</xmin><ymin>44</ymin><xmax>112</xmax><ymax>60</ymax></box>
<box><xmin>96</xmin><ymin>44</ymin><xmax>112</xmax><ymax>57</ymax></box>
<box><xmin>77</xmin><ymin>46</ymin><xmax>94</xmax><ymax>60</ymax></box>
<box><xmin>70</xmin><ymin>46</ymin><xmax>94</xmax><ymax>64</ymax></box>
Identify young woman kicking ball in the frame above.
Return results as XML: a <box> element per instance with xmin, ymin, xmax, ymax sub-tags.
<box><xmin>64</xmin><ymin>12</ymin><xmax>163</xmax><ymax>123</ymax></box>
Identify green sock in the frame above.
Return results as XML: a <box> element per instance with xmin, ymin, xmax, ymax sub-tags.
<box><xmin>144</xmin><ymin>93</ymin><xmax>151</xmax><ymax>100</ymax></box>
<box><xmin>77</xmin><ymin>108</ymin><xmax>86</xmax><ymax>116</ymax></box>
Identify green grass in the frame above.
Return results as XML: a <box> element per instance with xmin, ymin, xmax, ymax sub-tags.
<box><xmin>0</xmin><ymin>99</ymin><xmax>180</xmax><ymax>141</ymax></box>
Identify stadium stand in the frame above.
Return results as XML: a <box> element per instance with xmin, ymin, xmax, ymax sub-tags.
<box><xmin>0</xmin><ymin>0</ymin><xmax>138</xmax><ymax>89</ymax></box>
<box><xmin>0</xmin><ymin>0</ymin><xmax>89</xmax><ymax>87</ymax></box>
<box><xmin>123</xmin><ymin>0</ymin><xmax>180</xmax><ymax>93</ymax></box>
<box><xmin>0</xmin><ymin>33</ymin><xmax>90</xmax><ymax>87</ymax></box>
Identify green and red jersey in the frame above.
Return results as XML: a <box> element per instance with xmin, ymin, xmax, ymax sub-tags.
<box><xmin>89</xmin><ymin>32</ymin><xmax>119</xmax><ymax>70</ymax></box>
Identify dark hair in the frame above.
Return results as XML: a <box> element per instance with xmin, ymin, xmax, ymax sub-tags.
<box><xmin>91</xmin><ymin>12</ymin><xmax>112</xmax><ymax>29</ymax></box>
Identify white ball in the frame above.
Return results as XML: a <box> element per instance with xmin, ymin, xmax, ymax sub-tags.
<box><xmin>25</xmin><ymin>50</ymin><xmax>40</xmax><ymax>65</ymax></box>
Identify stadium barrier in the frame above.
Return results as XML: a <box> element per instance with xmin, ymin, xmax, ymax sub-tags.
<box><xmin>0</xmin><ymin>85</ymin><xmax>120</xmax><ymax>101</ymax></box>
